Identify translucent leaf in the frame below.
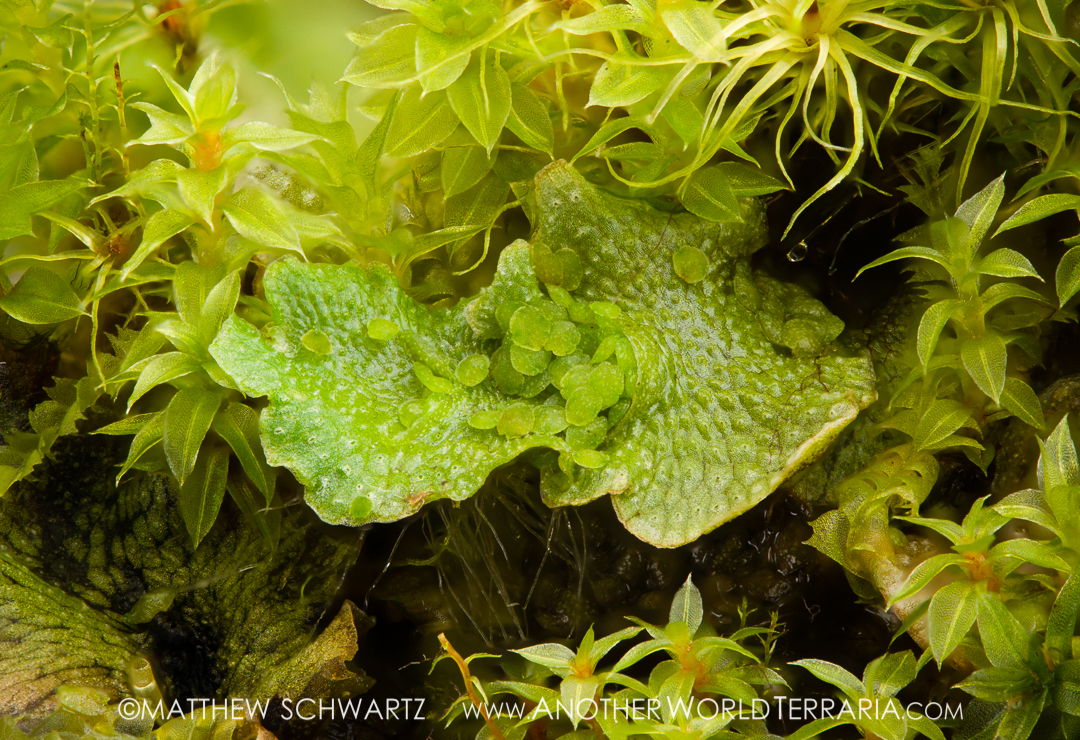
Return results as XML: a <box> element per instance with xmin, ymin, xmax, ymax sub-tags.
<box><xmin>976</xmin><ymin>594</ymin><xmax>1030</xmax><ymax>669</ymax></box>
<box><xmin>447</xmin><ymin>55</ymin><xmax>511</xmax><ymax>153</ymax></box>
<box><xmin>954</xmin><ymin>173</ymin><xmax>1005</xmax><ymax>253</ymax></box>
<box><xmin>416</xmin><ymin>27</ymin><xmax>471</xmax><ymax>92</ymax></box>
<box><xmin>441</xmin><ymin>136</ymin><xmax>492</xmax><ymax>197</ymax></box>
<box><xmin>928</xmin><ymin>579</ymin><xmax>979</xmax><ymax>665</ymax></box>
<box><xmin>916</xmin><ymin>299</ymin><xmax>959</xmax><ymax>367</ymax></box>
<box><xmin>660</xmin><ymin>0</ymin><xmax>726</xmax><ymax>60</ymax></box>
<box><xmin>0</xmin><ymin>177</ymin><xmax>89</xmax><ymax>240</ymax></box>
<box><xmin>587</xmin><ymin>57</ymin><xmax>670</xmax><ymax>108</ymax></box>
<box><xmin>976</xmin><ymin>249</ymin><xmax>1042</xmax><ymax>280</ymax></box>
<box><xmin>1047</xmin><ymin>574</ymin><xmax>1080</xmax><ymax>663</ymax></box>
<box><xmin>0</xmin><ymin>265</ymin><xmax>84</xmax><ymax>324</ymax></box>
<box><xmin>1039</xmin><ymin>414</ymin><xmax>1080</xmax><ymax>490</ymax></box>
<box><xmin>668</xmin><ymin>575</ymin><xmax>703</xmax><ymax>633</ymax></box>
<box><xmin>189</xmin><ymin>54</ymin><xmax>238</xmax><ymax>123</ymax></box>
<box><xmin>385</xmin><ymin>88</ymin><xmax>459</xmax><ymax>158</ymax></box>
<box><xmin>681</xmin><ymin>166</ymin><xmax>740</xmax><ymax>222</ymax></box>
<box><xmin>506</xmin><ymin>84</ymin><xmax>554</xmax><ymax>154</ymax></box>
<box><xmin>1056</xmin><ymin>246</ymin><xmax>1080</xmax><ymax>307</ymax></box>
<box><xmin>221</xmin><ymin>188</ymin><xmax>301</xmax><ymax>253</ymax></box>
<box><xmin>715</xmin><ymin>161</ymin><xmax>788</xmax><ymax>197</ymax></box>
<box><xmin>912</xmin><ymin>399</ymin><xmax>975</xmax><ymax>451</ymax></box>
<box><xmin>211</xmin><ymin>403</ymin><xmax>274</xmax><ymax>499</ymax></box>
<box><xmin>999</xmin><ymin>377</ymin><xmax>1045</xmax><ymax>429</ymax></box>
<box><xmin>511</xmin><ymin>642</ymin><xmax>575</xmax><ymax>672</ymax></box>
<box><xmin>178</xmin><ymin>444</ymin><xmax>230</xmax><ymax>546</ymax></box>
<box><xmin>341</xmin><ymin>24</ymin><xmax>418</xmax><ymax>88</ymax></box>
<box><xmin>556</xmin><ymin>5</ymin><xmax>650</xmax><ymax>36</ymax></box>
<box><xmin>856</xmin><ymin>246</ymin><xmax>953</xmax><ymax>280</ymax></box>
<box><xmin>127</xmin><ymin>352</ymin><xmax>203</xmax><ymax>410</ymax></box>
<box><xmin>177</xmin><ymin>166</ymin><xmax>226</xmax><ymax>224</ymax></box>
<box><xmin>164</xmin><ymin>388</ymin><xmax>222</xmax><ymax>485</ymax></box>
<box><xmin>129</xmin><ymin>102</ymin><xmax>192</xmax><ymax>146</ymax></box>
<box><xmin>995</xmin><ymin>193</ymin><xmax>1080</xmax><ymax>236</ymax></box>
<box><xmin>219</xmin><ymin>122</ymin><xmax>321</xmax><ymax>153</ymax></box>
<box><xmin>960</xmin><ymin>332</ymin><xmax>1007</xmax><ymax>403</ymax></box>
<box><xmin>790</xmin><ymin>659</ymin><xmax>866</xmax><ymax>700</ymax></box>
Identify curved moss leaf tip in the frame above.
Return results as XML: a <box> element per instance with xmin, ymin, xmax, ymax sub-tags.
<box><xmin>210</xmin><ymin>161</ymin><xmax>876</xmax><ymax>547</ymax></box>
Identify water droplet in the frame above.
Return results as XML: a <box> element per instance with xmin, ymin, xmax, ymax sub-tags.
<box><xmin>787</xmin><ymin>241</ymin><xmax>808</xmax><ymax>262</ymax></box>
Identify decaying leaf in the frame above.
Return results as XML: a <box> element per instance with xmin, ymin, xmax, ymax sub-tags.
<box><xmin>0</xmin><ymin>436</ymin><xmax>370</xmax><ymax>719</ymax></box>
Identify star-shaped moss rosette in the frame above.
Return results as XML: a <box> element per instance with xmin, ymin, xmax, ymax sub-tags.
<box><xmin>210</xmin><ymin>162</ymin><xmax>875</xmax><ymax>546</ymax></box>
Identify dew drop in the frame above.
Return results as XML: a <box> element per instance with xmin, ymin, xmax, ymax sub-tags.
<box><xmin>787</xmin><ymin>240</ymin><xmax>808</xmax><ymax>262</ymax></box>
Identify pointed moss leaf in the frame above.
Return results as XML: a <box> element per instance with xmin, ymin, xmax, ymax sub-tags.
<box><xmin>1056</xmin><ymin>246</ymin><xmax>1080</xmax><ymax>307</ymax></box>
<box><xmin>164</xmin><ymin>388</ymin><xmax>222</xmax><ymax>485</ymax></box>
<box><xmin>1000</xmin><ymin>377</ymin><xmax>1045</xmax><ymax>429</ymax></box>
<box><xmin>127</xmin><ymin>352</ymin><xmax>203</xmax><ymax>410</ymax></box>
<box><xmin>0</xmin><ymin>177</ymin><xmax>88</xmax><ymax>240</ymax></box>
<box><xmin>385</xmin><ymin>88</ymin><xmax>459</xmax><ymax>158</ymax></box>
<box><xmin>441</xmin><ymin>139</ymin><xmax>493</xmax><ymax>197</ymax></box>
<box><xmin>447</xmin><ymin>55</ymin><xmax>511</xmax><ymax>152</ymax></box>
<box><xmin>174</xmin><ymin>261</ymin><xmax>227</xmax><ymax>326</ymax></box>
<box><xmin>179</xmin><ymin>444</ymin><xmax>230</xmax><ymax>547</ymax></box>
<box><xmin>1039</xmin><ymin>415</ymin><xmax>1080</xmax><ymax>491</ymax></box>
<box><xmin>221</xmin><ymin>188</ymin><xmax>300</xmax><ymax>253</ymax></box>
<box><xmin>917</xmin><ymin>299</ymin><xmax>959</xmax><ymax>367</ymax></box>
<box><xmin>507</xmin><ymin>84</ymin><xmax>554</xmax><ymax>154</ymax></box>
<box><xmin>123</xmin><ymin>209</ymin><xmax>193</xmax><ymax>278</ymax></box>
<box><xmin>681</xmin><ymin>166</ymin><xmax>740</xmax><ymax>222</ymax></box>
<box><xmin>199</xmin><ymin>270</ymin><xmax>241</xmax><ymax>343</ymax></box>
<box><xmin>913</xmin><ymin>400</ymin><xmax>974</xmax><ymax>452</ymax></box>
<box><xmin>211</xmin><ymin>403</ymin><xmax>273</xmax><ymax>499</ymax></box>
<box><xmin>995</xmin><ymin>193</ymin><xmax>1080</xmax><ymax>236</ymax></box>
<box><xmin>342</xmin><ymin>24</ymin><xmax>418</xmax><ymax>88</ymax></box>
<box><xmin>530</xmin><ymin>163</ymin><xmax>874</xmax><ymax>546</ymax></box>
<box><xmin>456</xmin><ymin>354</ymin><xmax>490</xmax><ymax>386</ymax></box>
<box><xmin>1047</xmin><ymin>575</ymin><xmax>1080</xmax><ymax>662</ymax></box>
<box><xmin>588</xmin><ymin>58</ymin><xmax>668</xmax><ymax>108</ymax></box>
<box><xmin>955</xmin><ymin>173</ymin><xmax>1005</xmax><ymax>253</ymax></box>
<box><xmin>178</xmin><ymin>166</ymin><xmax>226</xmax><ymax>223</ymax></box>
<box><xmin>976</xmin><ymin>249</ymin><xmax>1041</xmax><ymax>280</ymax></box>
<box><xmin>416</xmin><ymin>27</ymin><xmax>471</xmax><ymax>92</ymax></box>
<box><xmin>790</xmin><ymin>659</ymin><xmax>866</xmax><ymax>700</ymax></box>
<box><xmin>928</xmin><ymin>580</ymin><xmax>979</xmax><ymax>665</ymax></box>
<box><xmin>130</xmin><ymin>102</ymin><xmax>192</xmax><ymax>146</ymax></box>
<box><xmin>715</xmin><ymin>162</ymin><xmax>788</xmax><ymax>197</ymax></box>
<box><xmin>209</xmin><ymin>252</ymin><xmax>570</xmax><ymax>526</ymax></box>
<box><xmin>0</xmin><ymin>265</ymin><xmax>84</xmax><ymax>324</ymax></box>
<box><xmin>661</xmin><ymin>0</ymin><xmax>726</xmax><ymax>60</ymax></box>
<box><xmin>219</xmin><ymin>122</ymin><xmax>321</xmax><ymax>153</ymax></box>
<box><xmin>673</xmin><ymin>245</ymin><xmax>709</xmax><ymax>283</ymax></box>
<box><xmin>512</xmin><ymin>642</ymin><xmax>575</xmax><ymax>672</ymax></box>
<box><xmin>960</xmin><ymin>332</ymin><xmax>1007</xmax><ymax>403</ymax></box>
<box><xmin>556</xmin><ymin>5</ymin><xmax>650</xmax><ymax>36</ymax></box>
<box><xmin>669</xmin><ymin>576</ymin><xmax>703</xmax><ymax>633</ymax></box>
